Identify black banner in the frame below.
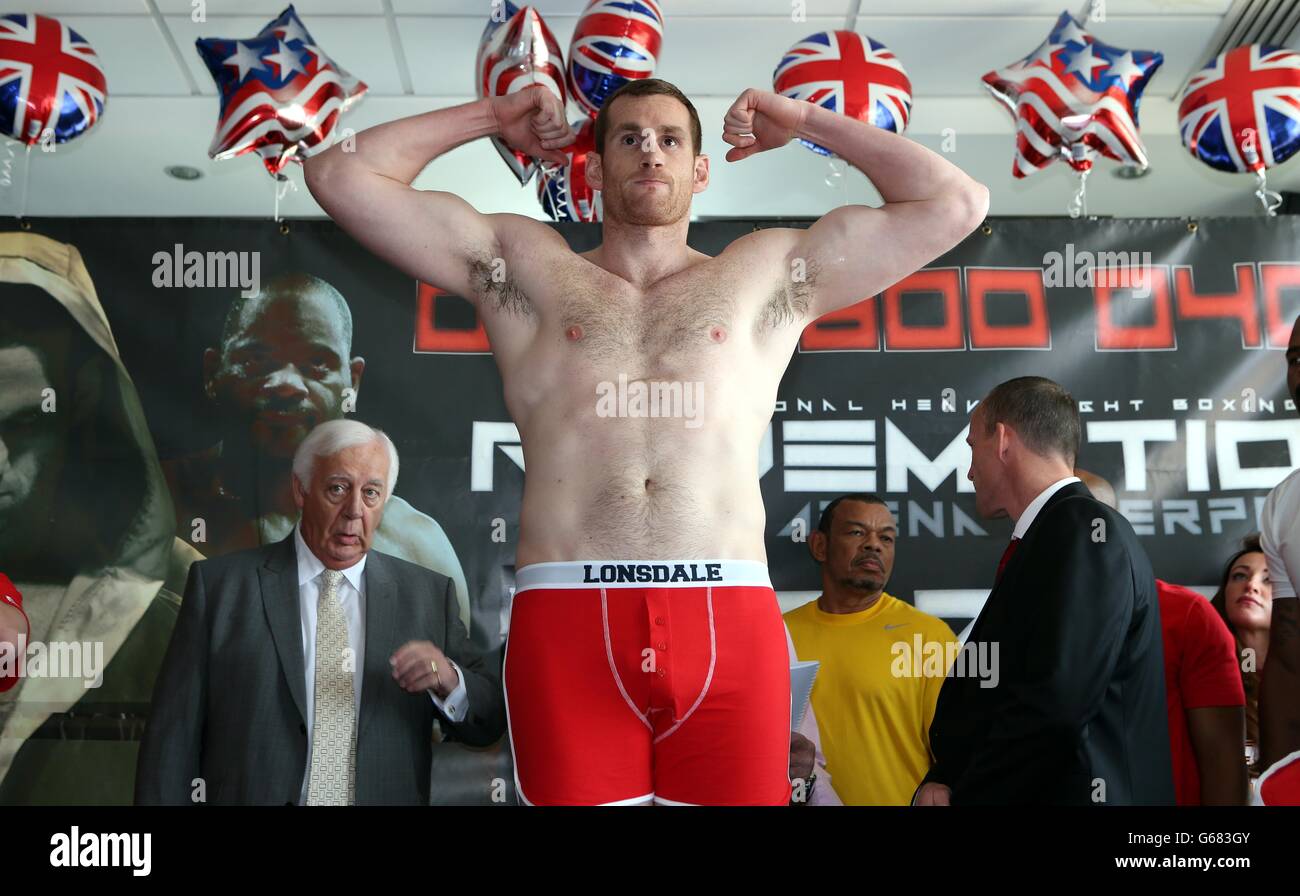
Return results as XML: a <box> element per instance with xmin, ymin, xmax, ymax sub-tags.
<box><xmin>3</xmin><ymin>215</ymin><xmax>1299</xmax><ymax>803</ymax></box>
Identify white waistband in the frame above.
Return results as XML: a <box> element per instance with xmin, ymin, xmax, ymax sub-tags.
<box><xmin>515</xmin><ymin>560</ymin><xmax>773</xmax><ymax>591</ymax></box>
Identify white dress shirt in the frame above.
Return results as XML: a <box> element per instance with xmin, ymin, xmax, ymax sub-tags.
<box><xmin>1260</xmin><ymin>466</ymin><xmax>1300</xmax><ymax>600</ymax></box>
<box><xmin>1012</xmin><ymin>476</ymin><xmax>1081</xmax><ymax>539</ymax></box>
<box><xmin>293</xmin><ymin>524</ymin><xmax>468</xmax><ymax>802</ymax></box>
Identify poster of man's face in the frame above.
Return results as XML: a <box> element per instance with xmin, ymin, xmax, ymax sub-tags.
<box><xmin>203</xmin><ymin>273</ymin><xmax>364</xmax><ymax>460</ymax></box>
<box><xmin>165</xmin><ymin>270</ymin><xmax>470</xmax><ymax>631</ymax></box>
<box><xmin>0</xmin><ymin>339</ymin><xmax>65</xmax><ymax>560</ymax></box>
<box><xmin>0</xmin><ymin>286</ymin><xmax>136</xmax><ymax>581</ymax></box>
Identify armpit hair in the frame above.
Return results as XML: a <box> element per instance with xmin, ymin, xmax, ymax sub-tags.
<box><xmin>755</xmin><ymin>255</ymin><xmax>818</xmax><ymax>335</ymax></box>
<box><xmin>468</xmin><ymin>248</ymin><xmax>532</xmax><ymax>317</ymax></box>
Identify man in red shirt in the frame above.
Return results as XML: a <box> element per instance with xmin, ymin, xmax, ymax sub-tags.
<box><xmin>0</xmin><ymin>572</ymin><xmax>28</xmax><ymax>693</ymax></box>
<box><xmin>1077</xmin><ymin>470</ymin><xmax>1247</xmax><ymax>805</ymax></box>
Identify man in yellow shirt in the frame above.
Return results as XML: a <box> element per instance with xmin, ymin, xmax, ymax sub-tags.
<box><xmin>785</xmin><ymin>494</ymin><xmax>958</xmax><ymax>805</ymax></box>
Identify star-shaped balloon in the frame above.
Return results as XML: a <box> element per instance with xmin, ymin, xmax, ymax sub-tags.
<box><xmin>475</xmin><ymin>1</ymin><xmax>567</xmax><ymax>186</ymax></box>
<box><xmin>196</xmin><ymin>5</ymin><xmax>366</xmax><ymax>179</ymax></box>
<box><xmin>981</xmin><ymin>10</ymin><xmax>1162</xmax><ymax>178</ymax></box>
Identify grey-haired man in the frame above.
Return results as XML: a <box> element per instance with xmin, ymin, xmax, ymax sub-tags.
<box><xmin>137</xmin><ymin>420</ymin><xmax>504</xmax><ymax>805</ymax></box>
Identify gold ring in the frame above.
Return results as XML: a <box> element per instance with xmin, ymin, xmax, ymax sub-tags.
<box><xmin>430</xmin><ymin>658</ymin><xmax>438</xmax><ymax>677</ymax></box>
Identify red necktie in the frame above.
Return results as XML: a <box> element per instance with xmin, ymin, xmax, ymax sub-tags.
<box><xmin>996</xmin><ymin>537</ymin><xmax>1021</xmax><ymax>583</ymax></box>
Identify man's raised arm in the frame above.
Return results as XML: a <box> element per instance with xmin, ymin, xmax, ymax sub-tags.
<box><xmin>303</xmin><ymin>86</ymin><xmax>573</xmax><ymax>298</ymax></box>
<box><xmin>722</xmin><ymin>89</ymin><xmax>989</xmax><ymax>320</ymax></box>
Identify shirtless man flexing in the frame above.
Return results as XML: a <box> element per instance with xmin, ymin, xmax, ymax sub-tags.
<box><xmin>304</xmin><ymin>78</ymin><xmax>988</xmax><ymax>806</ymax></box>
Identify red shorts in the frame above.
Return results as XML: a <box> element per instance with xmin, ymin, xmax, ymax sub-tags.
<box><xmin>1257</xmin><ymin>750</ymin><xmax>1300</xmax><ymax>805</ymax></box>
<box><xmin>504</xmin><ymin>560</ymin><xmax>792</xmax><ymax>806</ymax></box>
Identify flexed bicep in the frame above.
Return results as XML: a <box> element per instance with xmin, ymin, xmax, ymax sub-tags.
<box><xmin>791</xmin><ymin>196</ymin><xmax>986</xmax><ymax>321</ymax></box>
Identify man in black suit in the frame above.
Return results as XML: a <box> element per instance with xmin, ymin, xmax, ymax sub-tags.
<box><xmin>915</xmin><ymin>376</ymin><xmax>1173</xmax><ymax>805</ymax></box>
<box><xmin>136</xmin><ymin>420</ymin><xmax>505</xmax><ymax>805</ymax></box>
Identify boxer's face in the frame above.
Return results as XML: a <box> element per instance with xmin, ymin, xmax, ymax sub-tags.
<box><xmin>293</xmin><ymin>439</ymin><xmax>389</xmax><ymax>569</ymax></box>
<box><xmin>208</xmin><ymin>290</ymin><xmax>361</xmax><ymax>460</ymax></box>
<box><xmin>590</xmin><ymin>94</ymin><xmax>707</xmax><ymax>227</ymax></box>
<box><xmin>1225</xmin><ymin>551</ymin><xmax>1272</xmax><ymax>633</ymax></box>
<box><xmin>0</xmin><ymin>346</ymin><xmax>66</xmax><ymax>547</ymax></box>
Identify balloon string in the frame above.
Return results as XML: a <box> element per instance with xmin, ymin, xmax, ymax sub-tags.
<box><xmin>274</xmin><ymin>174</ymin><xmax>297</xmax><ymax>222</ymax></box>
<box><xmin>1067</xmin><ymin>168</ymin><xmax>1089</xmax><ymax>218</ymax></box>
<box><xmin>0</xmin><ymin>140</ymin><xmax>29</xmax><ymax>219</ymax></box>
<box><xmin>824</xmin><ymin>156</ymin><xmax>848</xmax><ymax>203</ymax></box>
<box><xmin>0</xmin><ymin>140</ymin><xmax>14</xmax><ymax>215</ymax></box>
<box><xmin>1255</xmin><ymin>170</ymin><xmax>1282</xmax><ymax>217</ymax></box>
<box><xmin>19</xmin><ymin>144</ymin><xmax>30</xmax><ymax>219</ymax></box>
<box><xmin>845</xmin><ymin>0</ymin><xmax>862</xmax><ymax>31</ymax></box>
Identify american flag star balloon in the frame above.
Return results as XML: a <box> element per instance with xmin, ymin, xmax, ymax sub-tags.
<box><xmin>476</xmin><ymin>2</ymin><xmax>566</xmax><ymax>186</ymax></box>
<box><xmin>0</xmin><ymin>13</ymin><xmax>107</xmax><ymax>146</ymax></box>
<box><xmin>567</xmin><ymin>0</ymin><xmax>663</xmax><ymax>119</ymax></box>
<box><xmin>1179</xmin><ymin>44</ymin><xmax>1300</xmax><ymax>174</ymax></box>
<box><xmin>537</xmin><ymin>117</ymin><xmax>601</xmax><ymax>222</ymax></box>
<box><xmin>773</xmin><ymin>30</ymin><xmax>912</xmax><ymax>157</ymax></box>
<box><xmin>982</xmin><ymin>10</ymin><xmax>1162</xmax><ymax>177</ymax></box>
<box><xmin>196</xmin><ymin>5</ymin><xmax>366</xmax><ymax>180</ymax></box>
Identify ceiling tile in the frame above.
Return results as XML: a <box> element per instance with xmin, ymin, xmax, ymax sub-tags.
<box><xmin>398</xmin><ymin>16</ymin><xmax>497</xmax><ymax>96</ymax></box>
<box><xmin>856</xmin><ymin>16</ymin><xmax>1224</xmax><ymax>98</ymax></box>
<box><xmin>21</xmin><ymin>1</ymin><xmax>148</xmax><ymax>13</ymax></box>
<box><xmin>391</xmin><ymin>1</ymin><xmax>854</xmax><ymax>15</ymax></box>
<box><xmin>34</xmin><ymin>14</ymin><xmax>191</xmax><ymax>97</ymax></box>
<box><xmin>153</xmin><ymin>1</ymin><xmax>385</xmax><ymax>14</ymax></box>
<box><xmin>644</xmin><ymin>15</ymin><xmax>849</xmax><ymax>96</ymax></box>
<box><xmin>853</xmin><ymin>0</ymin><xmax>1231</xmax><ymax>14</ymax></box>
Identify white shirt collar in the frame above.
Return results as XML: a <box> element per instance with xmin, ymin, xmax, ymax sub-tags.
<box><xmin>1012</xmin><ymin>476</ymin><xmax>1081</xmax><ymax>540</ymax></box>
<box><xmin>294</xmin><ymin>521</ymin><xmax>367</xmax><ymax>593</ymax></box>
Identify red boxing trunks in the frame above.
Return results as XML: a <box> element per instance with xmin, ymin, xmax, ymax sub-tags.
<box><xmin>1256</xmin><ymin>750</ymin><xmax>1300</xmax><ymax>805</ymax></box>
<box><xmin>504</xmin><ymin>560</ymin><xmax>792</xmax><ymax>806</ymax></box>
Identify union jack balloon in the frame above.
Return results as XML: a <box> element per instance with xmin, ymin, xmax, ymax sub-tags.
<box><xmin>476</xmin><ymin>2</ymin><xmax>567</xmax><ymax>186</ymax></box>
<box><xmin>981</xmin><ymin>11</ymin><xmax>1162</xmax><ymax>177</ymax></box>
<box><xmin>537</xmin><ymin>117</ymin><xmax>601</xmax><ymax>222</ymax></box>
<box><xmin>773</xmin><ymin>30</ymin><xmax>912</xmax><ymax>157</ymax></box>
<box><xmin>567</xmin><ymin>0</ymin><xmax>663</xmax><ymax>119</ymax></box>
<box><xmin>0</xmin><ymin>13</ymin><xmax>107</xmax><ymax>145</ymax></box>
<box><xmin>1178</xmin><ymin>44</ymin><xmax>1300</xmax><ymax>174</ymax></box>
<box><xmin>196</xmin><ymin>5</ymin><xmax>366</xmax><ymax>179</ymax></box>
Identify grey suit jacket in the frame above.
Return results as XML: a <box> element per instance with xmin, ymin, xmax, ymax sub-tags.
<box><xmin>134</xmin><ymin>533</ymin><xmax>505</xmax><ymax>805</ymax></box>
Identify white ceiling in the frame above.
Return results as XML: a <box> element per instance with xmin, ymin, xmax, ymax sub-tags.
<box><xmin>10</xmin><ymin>0</ymin><xmax>1300</xmax><ymax>218</ymax></box>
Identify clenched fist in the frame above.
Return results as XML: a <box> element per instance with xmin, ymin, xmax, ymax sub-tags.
<box><xmin>490</xmin><ymin>84</ymin><xmax>576</xmax><ymax>166</ymax></box>
<box><xmin>390</xmin><ymin>640</ymin><xmax>459</xmax><ymax>698</ymax></box>
<box><xmin>722</xmin><ymin>88</ymin><xmax>810</xmax><ymax>162</ymax></box>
